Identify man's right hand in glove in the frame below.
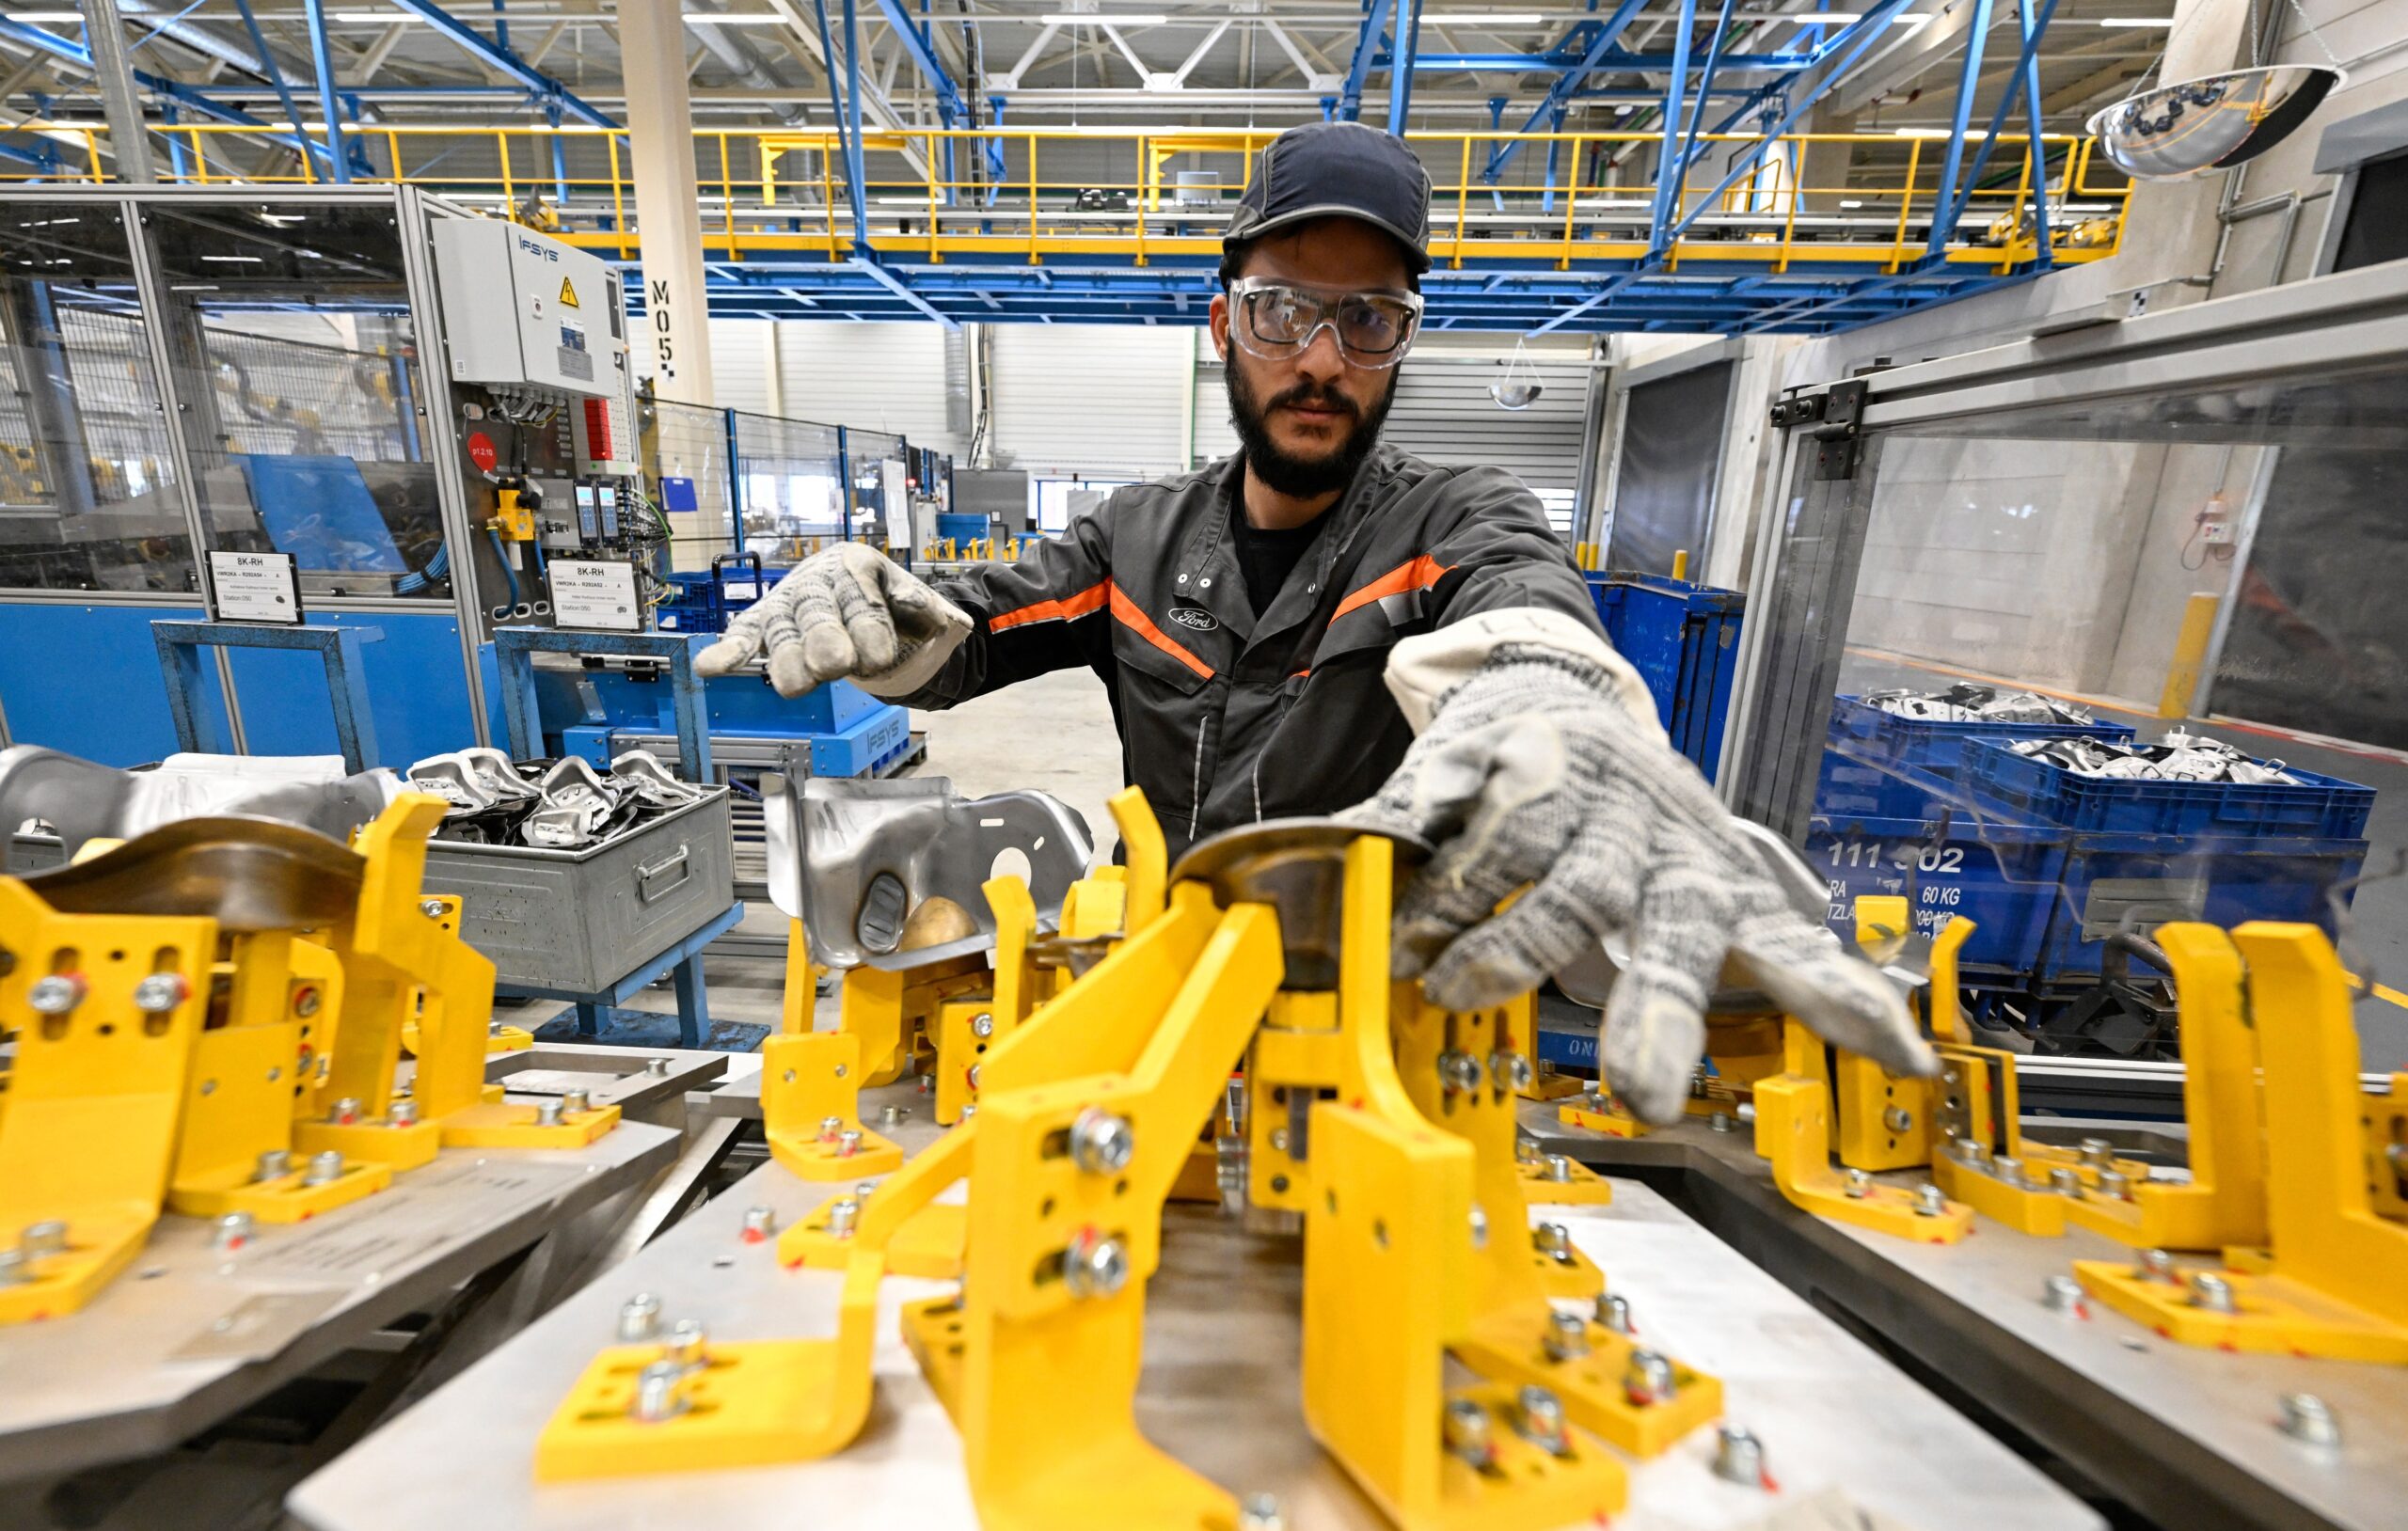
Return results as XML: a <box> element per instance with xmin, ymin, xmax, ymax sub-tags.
<box><xmin>693</xmin><ymin>543</ymin><xmax>973</xmax><ymax>699</ymax></box>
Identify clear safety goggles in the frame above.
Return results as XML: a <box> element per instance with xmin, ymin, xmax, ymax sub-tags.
<box><xmin>1226</xmin><ymin>277</ymin><xmax>1424</xmax><ymax>370</ymax></box>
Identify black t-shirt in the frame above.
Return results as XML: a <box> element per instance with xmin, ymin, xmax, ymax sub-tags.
<box><xmin>1229</xmin><ymin>491</ymin><xmax>1325</xmax><ymax>619</ymax></box>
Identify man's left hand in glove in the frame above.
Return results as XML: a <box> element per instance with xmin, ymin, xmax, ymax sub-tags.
<box><xmin>1339</xmin><ymin>608</ymin><xmax>1935</xmax><ymax>1126</ymax></box>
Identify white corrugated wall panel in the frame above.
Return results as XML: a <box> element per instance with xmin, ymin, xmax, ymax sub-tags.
<box><xmin>773</xmin><ymin>322</ymin><xmax>962</xmax><ymax>455</ymax></box>
<box><xmin>707</xmin><ymin>319</ymin><xmax>772</xmax><ymax>414</ymax></box>
<box><xmin>990</xmin><ymin>325</ymin><xmax>1191</xmax><ymax>477</ymax></box>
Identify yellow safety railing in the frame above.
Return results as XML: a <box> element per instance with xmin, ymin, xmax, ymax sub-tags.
<box><xmin>2</xmin><ymin>123</ymin><xmax>2129</xmax><ymax>273</ymax></box>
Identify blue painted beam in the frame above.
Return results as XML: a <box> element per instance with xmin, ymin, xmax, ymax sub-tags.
<box><xmin>1481</xmin><ymin>0</ymin><xmax>1652</xmax><ymax>184</ymax></box>
<box><xmin>1339</xmin><ymin>0</ymin><xmax>1397</xmax><ymax>123</ymax></box>
<box><xmin>1648</xmin><ymin>0</ymin><xmax>1701</xmax><ymax>246</ymax></box>
<box><xmin>1407</xmin><ymin>50</ymin><xmax>1821</xmax><ymax>71</ymax></box>
<box><xmin>1385</xmin><ymin>0</ymin><xmax>1424</xmax><ymax>134</ymax></box>
<box><xmin>870</xmin><ymin>0</ymin><xmax>967</xmax><ymax>124</ymax></box>
<box><xmin>0</xmin><ymin>16</ymin><xmax>333</xmax><ymax>164</ymax></box>
<box><xmin>381</xmin><ymin>0</ymin><xmax>616</xmax><ymax>128</ymax></box>
<box><xmin>854</xmin><ymin>258</ymin><xmax>958</xmax><ymax>328</ymax></box>
<box><xmin>299</xmin><ymin>0</ymin><xmax>350</xmax><ymax>183</ymax></box>
<box><xmin>813</xmin><ymin>0</ymin><xmax>871</xmax><ymax>252</ymax></box>
<box><xmin>1921</xmin><ymin>0</ymin><xmax>1996</xmax><ymax>259</ymax></box>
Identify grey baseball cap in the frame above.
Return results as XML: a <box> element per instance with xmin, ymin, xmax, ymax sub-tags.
<box><xmin>1224</xmin><ymin>121</ymin><xmax>1433</xmax><ymax>275</ymax></box>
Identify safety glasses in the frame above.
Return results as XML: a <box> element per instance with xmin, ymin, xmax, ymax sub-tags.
<box><xmin>1226</xmin><ymin>277</ymin><xmax>1424</xmax><ymax>370</ymax></box>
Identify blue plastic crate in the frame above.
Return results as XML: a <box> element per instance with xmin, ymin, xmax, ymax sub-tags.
<box><xmin>1814</xmin><ymin>747</ymin><xmax>1966</xmax><ymax>820</ymax></box>
<box><xmin>2032</xmin><ymin>830</ymin><xmax>2368</xmax><ymax>985</ymax></box>
<box><xmin>1828</xmin><ymin>694</ymin><xmax>2134</xmax><ymax>777</ymax></box>
<box><xmin>1806</xmin><ymin>812</ymin><xmax>2070</xmax><ymax>978</ymax></box>
<box><xmin>1964</xmin><ymin>739</ymin><xmax>2374</xmax><ymax>839</ymax></box>
<box><xmin>1585</xmin><ymin>573</ymin><xmax>1744</xmax><ymax>781</ymax></box>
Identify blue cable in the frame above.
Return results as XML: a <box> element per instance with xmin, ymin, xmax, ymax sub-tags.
<box><xmin>485</xmin><ymin>528</ymin><xmax>521</xmax><ymax>607</ymax></box>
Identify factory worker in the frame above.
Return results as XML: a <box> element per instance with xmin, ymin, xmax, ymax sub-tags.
<box><xmin>698</xmin><ymin>120</ymin><xmax>1932</xmax><ymax>1122</ymax></box>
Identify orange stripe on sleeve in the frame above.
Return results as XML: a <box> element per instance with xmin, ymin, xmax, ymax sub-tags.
<box><xmin>1108</xmin><ymin>585</ymin><xmax>1215</xmax><ymax>680</ymax></box>
<box><xmin>1330</xmin><ymin>554</ymin><xmax>1449</xmax><ymax>623</ymax></box>
<box><xmin>988</xmin><ymin>579</ymin><xmax>1109</xmax><ymax>632</ymax></box>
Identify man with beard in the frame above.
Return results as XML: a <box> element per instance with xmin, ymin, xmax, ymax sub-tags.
<box><xmin>698</xmin><ymin>120</ymin><xmax>1929</xmax><ymax>1122</ymax></box>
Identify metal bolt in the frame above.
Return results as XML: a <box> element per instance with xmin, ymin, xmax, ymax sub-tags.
<box><xmin>253</xmin><ymin>1149</ymin><xmax>293</xmax><ymax>1182</ymax></box>
<box><xmin>2190</xmin><ymin>1271</ymin><xmax>2239</xmax><ymax>1314</ymax></box>
<box><xmin>880</xmin><ymin>1103</ymin><xmax>906</xmax><ymax>1128</ymax></box>
<box><xmin>420</xmin><ymin>898</ymin><xmax>446</xmax><ymax>919</ymax></box>
<box><xmin>213</xmin><ymin>1211</ymin><xmax>253</xmax><ymax>1254</ymax></box>
<box><xmin>661</xmin><ymin>1318</ymin><xmax>707</xmax><ymax>1366</ymax></box>
<box><xmin>971</xmin><ymin>1012</ymin><xmax>994</xmax><ymax>1039</ymax></box>
<box><xmin>1069</xmin><ymin>1108</ymin><xmax>1136</xmax><ymax>1175</ymax></box>
<box><xmin>1236</xmin><ymin>1492</ymin><xmax>1284</xmax><ymax>1531</ymax></box>
<box><xmin>1534</xmin><ymin>1221</ymin><xmax>1573</xmax><ymax>1261</ymax></box>
<box><xmin>561</xmin><ymin>1088</ymin><xmax>591</xmax><ymax>1114</ymax></box>
<box><xmin>1443</xmin><ymin>1397</ymin><xmax>1493</xmax><ymax>1464</ymax></box>
<box><xmin>1544</xmin><ymin>1154</ymin><xmax>1573</xmax><ymax>1183</ymax></box>
<box><xmin>959</xmin><ymin>1104</ymin><xmax>977</xmax><ymax>1121</ymax></box>
<box><xmin>1436</xmin><ymin>1050</ymin><xmax>1482</xmax><ymax>1095</ymax></box>
<box><xmin>1844</xmin><ymin>1168</ymin><xmax>1872</xmax><ymax>1199</ymax></box>
<box><xmin>1468</xmin><ymin>1205</ymin><xmax>1488</xmax><ymax>1249</ymax></box>
<box><xmin>1912</xmin><ymin>1183</ymin><xmax>1948</xmax><ymax>1218</ymax></box>
<box><xmin>293</xmin><ymin>986</ymin><xmax>322</xmax><ymax>1018</ymax></box>
<box><xmin>328</xmin><ymin>1097</ymin><xmax>362</xmax><ymax>1126</ymax></box>
<box><xmin>2042</xmin><ymin>1275</ymin><xmax>2085</xmax><ymax>1314</ymax></box>
<box><xmin>388</xmin><ymin>1098</ymin><xmax>420</xmax><ymax>1128</ymax></box>
<box><xmin>630</xmin><ymin>1360</ymin><xmax>689</xmax><ymax>1423</ymax></box>
<box><xmin>0</xmin><ymin>1250</ymin><xmax>24</xmax><ymax>1286</ymax></box>
<box><xmin>1062</xmin><ymin>1229</ymin><xmax>1130</xmax><ymax>1299</ymax></box>
<box><xmin>2081</xmin><ymin>1137</ymin><xmax>2115</xmax><ymax>1169</ymax></box>
<box><xmin>1992</xmin><ymin>1155</ymin><xmax>2027</xmax><ymax>1190</ymax></box>
<box><xmin>21</xmin><ymin>1221</ymin><xmax>66</xmax><ymax>1257</ymax></box>
<box><xmin>1543</xmin><ymin>1307</ymin><xmax>1591</xmax><ymax>1361</ymax></box>
<box><xmin>132</xmin><ymin>973</ymin><xmax>186</xmax><ymax>1014</ymax></box>
<box><xmin>618</xmin><ymin>1292</ymin><xmax>662</xmax><ymax>1342</ymax></box>
<box><xmin>304</xmin><ymin>1151</ymin><xmax>344</xmax><ymax>1187</ymax></box>
<box><xmin>1712</xmin><ymin>1424</ymin><xmax>1766</xmax><ymax>1487</ymax></box>
<box><xmin>2278</xmin><ymin>1393</ymin><xmax>2341</xmax><ymax>1447</ymax></box>
<box><xmin>966</xmin><ymin>1064</ymin><xmax>982</xmax><ymax>1091</ymax></box>
<box><xmin>1515</xmin><ymin>1384</ymin><xmax>1569</xmax><ymax>1453</ymax></box>
<box><xmin>1596</xmin><ymin>1291</ymin><xmax>1634</xmax><ymax>1334</ymax></box>
<box><xmin>827</xmin><ymin>1197</ymin><xmax>860</xmax><ymax>1239</ymax></box>
<box><xmin>1882</xmin><ymin>1106</ymin><xmax>1913</xmax><ymax>1133</ymax></box>
<box><xmin>741</xmin><ymin>1206</ymin><xmax>777</xmax><ymax>1242</ymax></box>
<box><xmin>1953</xmin><ymin>1136</ymin><xmax>1989</xmax><ymax>1165</ymax></box>
<box><xmin>534</xmin><ymin>1099</ymin><xmax>564</xmax><ymax>1128</ymax></box>
<box><xmin>917</xmin><ymin>1074</ymin><xmax>935</xmax><ymax>1095</ymax></box>
<box><xmin>1514</xmin><ymin>1137</ymin><xmax>1541</xmax><ymax>1164</ymax></box>
<box><xmin>834</xmin><ymin>1129</ymin><xmax>863</xmax><ymax>1160</ymax></box>
<box><xmin>2137</xmin><ymin>1248</ymin><xmax>2177</xmax><ymax>1283</ymax></box>
<box><xmin>1488</xmin><ymin>1051</ymin><xmax>1534</xmax><ymax>1094</ymax></box>
<box><xmin>855</xmin><ymin>1181</ymin><xmax>877</xmax><ymax>1201</ymax></box>
<box><xmin>487</xmin><ymin>1021</ymin><xmax>505</xmax><ymax>1037</ymax></box>
<box><xmin>1268</xmin><ymin>1128</ymin><xmax>1291</xmax><ymax>1153</ymax></box>
<box><xmin>1708</xmin><ymin>1111</ymin><xmax>1735</xmax><ymax>1133</ymax></box>
<box><xmin>1624</xmin><ymin>1348</ymin><xmax>1676</xmax><ymax>1406</ymax></box>
<box><xmin>25</xmin><ymin>974</ymin><xmax>82</xmax><ymax>1015</ymax></box>
<box><xmin>645</xmin><ymin>1057</ymin><xmax>671</xmax><ymax>1077</ymax></box>
<box><xmin>2049</xmin><ymin>1166</ymin><xmax>2083</xmax><ymax>1194</ymax></box>
<box><xmin>2099</xmin><ymin>1169</ymin><xmax>2132</xmax><ymax>1200</ymax></box>
<box><xmin>818</xmin><ymin>1115</ymin><xmax>843</xmax><ymax>1144</ymax></box>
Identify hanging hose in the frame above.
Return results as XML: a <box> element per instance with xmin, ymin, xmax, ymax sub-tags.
<box><xmin>486</xmin><ymin>527</ymin><xmax>528</xmax><ymax>621</ymax></box>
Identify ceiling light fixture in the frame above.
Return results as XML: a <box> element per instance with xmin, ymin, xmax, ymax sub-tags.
<box><xmin>10</xmin><ymin>11</ymin><xmax>87</xmax><ymax>22</ymax></box>
<box><xmin>681</xmin><ymin>12</ymin><xmax>790</xmax><ymax>22</ymax></box>
<box><xmin>2095</xmin><ymin>15</ymin><xmax>2174</xmax><ymax>24</ymax></box>
<box><xmin>1040</xmin><ymin>12</ymin><xmax>1169</xmax><ymax>23</ymax></box>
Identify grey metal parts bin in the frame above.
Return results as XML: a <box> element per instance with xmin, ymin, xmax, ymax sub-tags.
<box><xmin>421</xmin><ymin>787</ymin><xmax>737</xmax><ymax>994</ymax></box>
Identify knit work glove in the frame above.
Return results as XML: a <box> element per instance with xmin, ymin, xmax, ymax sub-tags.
<box><xmin>1341</xmin><ymin>614</ymin><xmax>1934</xmax><ymax>1125</ymax></box>
<box><xmin>694</xmin><ymin>543</ymin><xmax>972</xmax><ymax>699</ymax></box>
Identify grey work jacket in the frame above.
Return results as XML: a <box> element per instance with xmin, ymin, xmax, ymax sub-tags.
<box><xmin>904</xmin><ymin>445</ymin><xmax>1605</xmax><ymax>860</ymax></box>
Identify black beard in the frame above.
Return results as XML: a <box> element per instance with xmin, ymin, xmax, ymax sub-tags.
<box><xmin>1226</xmin><ymin>357</ymin><xmax>1397</xmax><ymax>499</ymax></box>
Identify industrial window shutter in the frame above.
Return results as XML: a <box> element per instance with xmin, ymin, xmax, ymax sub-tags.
<box><xmin>990</xmin><ymin>326</ymin><xmax>1190</xmax><ymax>478</ymax></box>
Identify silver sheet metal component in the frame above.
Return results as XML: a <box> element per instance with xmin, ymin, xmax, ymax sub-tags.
<box><xmin>763</xmin><ymin>774</ymin><xmax>1095</xmax><ymax>971</ymax></box>
<box><xmin>0</xmin><ymin>746</ymin><xmax>396</xmax><ymax>871</ymax></box>
<box><xmin>1167</xmin><ymin>817</ymin><xmax>1434</xmax><ymax>990</ymax></box>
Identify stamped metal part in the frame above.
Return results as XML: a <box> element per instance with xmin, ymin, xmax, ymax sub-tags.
<box><xmin>762</xmin><ymin>775</ymin><xmax>1096</xmax><ymax>971</ymax></box>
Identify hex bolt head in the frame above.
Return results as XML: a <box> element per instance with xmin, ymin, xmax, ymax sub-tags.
<box><xmin>1488</xmin><ymin>1051</ymin><xmax>1534</xmax><ymax>1094</ymax></box>
<box><xmin>1543</xmin><ymin>1307</ymin><xmax>1592</xmax><ymax>1361</ymax></box>
<box><xmin>827</xmin><ymin>1197</ymin><xmax>861</xmax><ymax>1239</ymax></box>
<box><xmin>2049</xmin><ymin>1166</ymin><xmax>2083</xmax><ymax>1194</ymax></box>
<box><xmin>618</xmin><ymin>1292</ymin><xmax>663</xmax><ymax>1342</ymax></box>
<box><xmin>630</xmin><ymin>1359</ymin><xmax>689</xmax><ymax>1423</ymax></box>
<box><xmin>1442</xmin><ymin>1397</ymin><xmax>1493</xmax><ymax>1463</ymax></box>
<box><xmin>420</xmin><ymin>898</ymin><xmax>447</xmax><ymax>919</ymax></box>
<box><xmin>1708</xmin><ymin>1111</ymin><xmax>1735</xmax><ymax>1133</ymax></box>
<box><xmin>1236</xmin><ymin>1492</ymin><xmax>1284</xmax><ymax>1531</ymax></box>
<box><xmin>328</xmin><ymin>1097</ymin><xmax>362</xmax><ymax>1126</ymax></box>
<box><xmin>836</xmin><ymin>1129</ymin><xmax>863</xmax><ymax>1159</ymax></box>
<box><xmin>303</xmin><ymin>1150</ymin><xmax>345</xmax><ymax>1187</ymax></box>
<box><xmin>2190</xmin><ymin>1271</ymin><xmax>2240</xmax><ymax>1314</ymax></box>
<box><xmin>1953</xmin><ymin>1137</ymin><xmax>1990</xmax><ymax>1166</ymax></box>
<box><xmin>1595</xmin><ymin>1291</ymin><xmax>1634</xmax><ymax>1334</ymax></box>
<box><xmin>561</xmin><ymin>1088</ymin><xmax>591</xmax><ymax>1114</ymax></box>
<box><xmin>1992</xmin><ymin>1155</ymin><xmax>2027</xmax><ymax>1190</ymax></box>
<box><xmin>1468</xmin><ymin>1205</ymin><xmax>1489</xmax><ymax>1250</ymax></box>
<box><xmin>534</xmin><ymin>1099</ymin><xmax>564</xmax><ymax>1128</ymax></box>
<box><xmin>1436</xmin><ymin>1050</ymin><xmax>1482</xmax><ymax>1095</ymax></box>
<box><xmin>880</xmin><ymin>1103</ymin><xmax>906</xmax><ymax>1128</ymax></box>
<box><xmin>1545</xmin><ymin>1154</ymin><xmax>1573</xmax><ymax>1183</ymax></box>
<box><xmin>253</xmin><ymin>1149</ymin><xmax>293</xmax><ymax>1183</ymax></box>
<box><xmin>1534</xmin><ymin>1221</ymin><xmax>1573</xmax><ymax>1260</ymax></box>
<box><xmin>1623</xmin><ymin>1348</ymin><xmax>1676</xmax><ymax>1406</ymax></box>
<box><xmin>2081</xmin><ymin>1137</ymin><xmax>2115</xmax><ymax>1169</ymax></box>
<box><xmin>1514</xmin><ymin>1137</ymin><xmax>1542</xmax><ymax>1164</ymax></box>
<box><xmin>1069</xmin><ymin>1107</ymin><xmax>1136</xmax><ymax>1175</ymax></box>
<box><xmin>741</xmin><ymin>1206</ymin><xmax>777</xmax><ymax>1242</ymax></box>
<box><xmin>25</xmin><ymin>974</ymin><xmax>83</xmax><ymax>1015</ymax></box>
<box><xmin>1063</xmin><ymin>1228</ymin><xmax>1131</xmax><ymax>1300</ymax></box>
<box><xmin>645</xmin><ymin>1057</ymin><xmax>671</xmax><ymax>1077</ymax></box>
<box><xmin>132</xmin><ymin>973</ymin><xmax>187</xmax><ymax>1014</ymax></box>
<box><xmin>966</xmin><ymin>1064</ymin><xmax>983</xmax><ymax>1091</ymax></box>
<box><xmin>1515</xmin><ymin>1384</ymin><xmax>1569</xmax><ymax>1452</ymax></box>
<box><xmin>1844</xmin><ymin>1168</ymin><xmax>1872</xmax><ymax>1199</ymax></box>
<box><xmin>2278</xmin><ymin>1393</ymin><xmax>2341</xmax><ymax>1447</ymax></box>
<box><xmin>855</xmin><ymin>1181</ymin><xmax>878</xmax><ymax>1201</ymax></box>
<box><xmin>2042</xmin><ymin>1274</ymin><xmax>2085</xmax><ymax>1314</ymax></box>
<box><xmin>2099</xmin><ymin>1169</ymin><xmax>2133</xmax><ymax>1201</ymax></box>
<box><xmin>1712</xmin><ymin>1424</ymin><xmax>1766</xmax><ymax>1487</ymax></box>
<box><xmin>2137</xmin><ymin>1248</ymin><xmax>2177</xmax><ymax>1283</ymax></box>
<box><xmin>1912</xmin><ymin>1183</ymin><xmax>1949</xmax><ymax>1218</ymax></box>
<box><xmin>388</xmin><ymin>1098</ymin><xmax>420</xmax><ymax>1128</ymax></box>
<box><xmin>661</xmin><ymin>1318</ymin><xmax>707</xmax><ymax>1366</ymax></box>
<box><xmin>818</xmin><ymin>1115</ymin><xmax>843</xmax><ymax>1144</ymax></box>
<box><xmin>971</xmin><ymin>1012</ymin><xmax>995</xmax><ymax>1039</ymax></box>
<box><xmin>21</xmin><ymin>1220</ymin><xmax>67</xmax><ymax>1257</ymax></box>
<box><xmin>1881</xmin><ymin>1106</ymin><xmax>1913</xmax><ymax>1132</ymax></box>
<box><xmin>0</xmin><ymin>1250</ymin><xmax>24</xmax><ymax>1286</ymax></box>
